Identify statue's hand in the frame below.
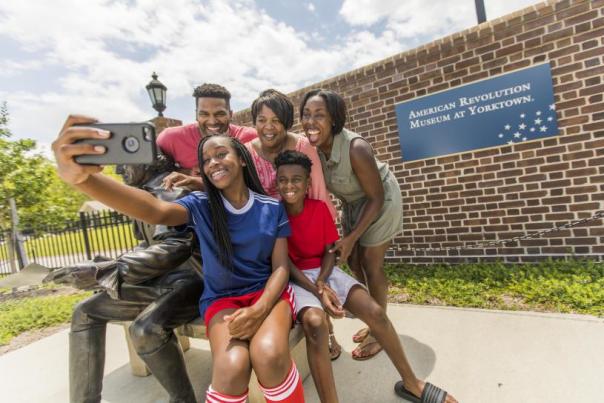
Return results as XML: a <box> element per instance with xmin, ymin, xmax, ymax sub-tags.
<box><xmin>43</xmin><ymin>262</ymin><xmax>99</xmax><ymax>289</ymax></box>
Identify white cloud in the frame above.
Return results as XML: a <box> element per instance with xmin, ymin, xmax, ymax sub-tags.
<box><xmin>307</xmin><ymin>2</ymin><xmax>316</xmax><ymax>12</ymax></box>
<box><xmin>0</xmin><ymin>0</ymin><xmax>544</xmax><ymax>146</ymax></box>
<box><xmin>340</xmin><ymin>0</ymin><xmax>543</xmax><ymax>33</ymax></box>
<box><xmin>0</xmin><ymin>59</ymin><xmax>43</xmax><ymax>77</ymax></box>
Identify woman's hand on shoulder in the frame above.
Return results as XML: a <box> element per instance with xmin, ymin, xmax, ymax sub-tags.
<box><xmin>52</xmin><ymin>115</ymin><xmax>107</xmax><ymax>185</ymax></box>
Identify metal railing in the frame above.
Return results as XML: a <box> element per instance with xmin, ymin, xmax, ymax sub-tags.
<box><xmin>0</xmin><ymin>210</ymin><xmax>136</xmax><ymax>275</ymax></box>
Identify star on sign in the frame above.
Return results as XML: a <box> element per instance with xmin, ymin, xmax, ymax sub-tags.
<box><xmin>536</xmin><ymin>111</ymin><xmax>542</xmax><ymax>116</ymax></box>
<box><xmin>547</xmin><ymin>116</ymin><xmax>553</xmax><ymax>122</ymax></box>
<box><xmin>504</xmin><ymin>124</ymin><xmax>511</xmax><ymax>130</ymax></box>
<box><xmin>519</xmin><ymin>123</ymin><xmax>526</xmax><ymax>130</ymax></box>
<box><xmin>535</xmin><ymin>118</ymin><xmax>542</xmax><ymax>125</ymax></box>
<box><xmin>530</xmin><ymin>127</ymin><xmax>535</xmax><ymax>132</ymax></box>
<box><xmin>540</xmin><ymin>126</ymin><xmax>547</xmax><ymax>132</ymax></box>
<box><xmin>520</xmin><ymin>113</ymin><xmax>526</xmax><ymax>118</ymax></box>
<box><xmin>513</xmin><ymin>132</ymin><xmax>521</xmax><ymax>138</ymax></box>
<box><xmin>498</xmin><ymin>133</ymin><xmax>503</xmax><ymax>138</ymax></box>
<box><xmin>523</xmin><ymin>137</ymin><xmax>527</xmax><ymax>141</ymax></box>
<box><xmin>507</xmin><ymin>140</ymin><xmax>514</xmax><ymax>145</ymax></box>
<box><xmin>549</xmin><ymin>104</ymin><xmax>555</xmax><ymax>110</ymax></box>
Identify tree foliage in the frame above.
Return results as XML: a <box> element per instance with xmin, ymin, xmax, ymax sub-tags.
<box><xmin>0</xmin><ymin>102</ymin><xmax>89</xmax><ymax>231</ymax></box>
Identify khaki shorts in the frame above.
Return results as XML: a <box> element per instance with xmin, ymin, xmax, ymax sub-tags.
<box><xmin>341</xmin><ymin>172</ymin><xmax>403</xmax><ymax>247</ymax></box>
<box><xmin>290</xmin><ymin>267</ymin><xmax>364</xmax><ymax>318</ymax></box>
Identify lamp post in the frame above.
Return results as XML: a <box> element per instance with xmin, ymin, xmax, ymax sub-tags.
<box><xmin>475</xmin><ymin>0</ymin><xmax>487</xmax><ymax>24</ymax></box>
<box><xmin>145</xmin><ymin>72</ymin><xmax>167</xmax><ymax>117</ymax></box>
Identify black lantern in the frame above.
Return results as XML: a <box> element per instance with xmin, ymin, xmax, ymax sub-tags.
<box><xmin>146</xmin><ymin>72</ymin><xmax>167</xmax><ymax>117</ymax></box>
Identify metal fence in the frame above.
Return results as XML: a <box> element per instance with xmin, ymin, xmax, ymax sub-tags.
<box><xmin>0</xmin><ymin>210</ymin><xmax>136</xmax><ymax>275</ymax></box>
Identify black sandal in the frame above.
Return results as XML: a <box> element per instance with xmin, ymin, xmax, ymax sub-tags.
<box><xmin>394</xmin><ymin>381</ymin><xmax>447</xmax><ymax>403</ymax></box>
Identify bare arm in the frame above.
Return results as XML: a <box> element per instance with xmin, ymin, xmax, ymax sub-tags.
<box><xmin>315</xmin><ymin>243</ymin><xmax>345</xmax><ymax>317</ymax></box>
<box><xmin>254</xmin><ymin>237</ymin><xmax>290</xmax><ymax>313</ymax></box>
<box><xmin>76</xmin><ymin>174</ymin><xmax>188</xmax><ymax>226</ymax></box>
<box><xmin>316</xmin><ymin>243</ymin><xmax>337</xmax><ymax>285</ymax></box>
<box><xmin>52</xmin><ymin>115</ymin><xmax>188</xmax><ymax>226</ymax></box>
<box><xmin>330</xmin><ymin>138</ymin><xmax>384</xmax><ymax>261</ymax></box>
<box><xmin>226</xmin><ymin>237</ymin><xmax>290</xmax><ymax>339</ymax></box>
<box><xmin>289</xmin><ymin>257</ymin><xmax>320</xmax><ymax>298</ymax></box>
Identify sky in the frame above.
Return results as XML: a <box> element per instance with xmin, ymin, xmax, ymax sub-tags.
<box><xmin>0</xmin><ymin>0</ymin><xmax>544</xmax><ymax>155</ymax></box>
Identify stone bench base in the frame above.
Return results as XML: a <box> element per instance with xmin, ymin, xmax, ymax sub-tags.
<box><xmin>121</xmin><ymin>318</ymin><xmax>309</xmax><ymax>403</ymax></box>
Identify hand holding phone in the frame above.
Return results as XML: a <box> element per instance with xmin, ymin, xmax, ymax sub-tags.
<box><xmin>74</xmin><ymin>122</ymin><xmax>157</xmax><ymax>165</ymax></box>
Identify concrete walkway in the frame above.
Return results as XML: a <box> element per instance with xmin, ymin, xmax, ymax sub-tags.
<box><xmin>1</xmin><ymin>304</ymin><xmax>602</xmax><ymax>403</ymax></box>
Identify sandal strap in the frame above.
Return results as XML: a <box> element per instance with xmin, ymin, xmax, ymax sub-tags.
<box><xmin>420</xmin><ymin>382</ymin><xmax>446</xmax><ymax>403</ymax></box>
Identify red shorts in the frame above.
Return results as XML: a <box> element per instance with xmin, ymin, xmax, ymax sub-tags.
<box><xmin>204</xmin><ymin>284</ymin><xmax>296</xmax><ymax>331</ymax></box>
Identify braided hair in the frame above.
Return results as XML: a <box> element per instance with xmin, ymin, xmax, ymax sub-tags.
<box><xmin>197</xmin><ymin>135</ymin><xmax>266</xmax><ymax>268</ymax></box>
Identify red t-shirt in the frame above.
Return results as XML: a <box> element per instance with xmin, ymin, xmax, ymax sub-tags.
<box><xmin>157</xmin><ymin>123</ymin><xmax>257</xmax><ymax>169</ymax></box>
<box><xmin>287</xmin><ymin>198</ymin><xmax>339</xmax><ymax>270</ymax></box>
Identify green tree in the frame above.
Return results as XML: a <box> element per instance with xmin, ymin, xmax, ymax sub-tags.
<box><xmin>0</xmin><ymin>102</ymin><xmax>88</xmax><ymax>231</ymax></box>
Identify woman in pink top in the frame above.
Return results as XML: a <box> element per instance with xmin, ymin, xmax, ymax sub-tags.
<box><xmin>246</xmin><ymin>89</ymin><xmax>342</xmax><ymax>361</ymax></box>
<box><xmin>245</xmin><ymin>89</ymin><xmax>337</xmax><ymax>220</ymax></box>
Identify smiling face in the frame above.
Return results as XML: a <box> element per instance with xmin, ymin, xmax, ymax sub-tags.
<box><xmin>201</xmin><ymin>136</ymin><xmax>245</xmax><ymax>190</ymax></box>
<box><xmin>301</xmin><ymin>95</ymin><xmax>334</xmax><ymax>149</ymax></box>
<box><xmin>196</xmin><ymin>97</ymin><xmax>232</xmax><ymax>136</ymax></box>
<box><xmin>277</xmin><ymin>164</ymin><xmax>310</xmax><ymax>207</ymax></box>
<box><xmin>255</xmin><ymin>104</ymin><xmax>287</xmax><ymax>150</ymax></box>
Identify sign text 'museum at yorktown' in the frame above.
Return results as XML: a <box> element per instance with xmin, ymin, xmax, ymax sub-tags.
<box><xmin>395</xmin><ymin>63</ymin><xmax>559</xmax><ymax>161</ymax></box>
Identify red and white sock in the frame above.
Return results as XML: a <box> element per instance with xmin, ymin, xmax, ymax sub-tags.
<box><xmin>259</xmin><ymin>361</ymin><xmax>305</xmax><ymax>402</ymax></box>
<box><xmin>205</xmin><ymin>385</ymin><xmax>248</xmax><ymax>403</ymax></box>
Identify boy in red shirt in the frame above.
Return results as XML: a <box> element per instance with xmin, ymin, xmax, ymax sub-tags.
<box><xmin>275</xmin><ymin>151</ymin><xmax>456</xmax><ymax>403</ymax></box>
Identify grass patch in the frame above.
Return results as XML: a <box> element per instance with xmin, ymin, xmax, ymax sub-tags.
<box><xmin>0</xmin><ymin>289</ymin><xmax>91</xmax><ymax>345</ymax></box>
<box><xmin>385</xmin><ymin>259</ymin><xmax>604</xmax><ymax>317</ymax></box>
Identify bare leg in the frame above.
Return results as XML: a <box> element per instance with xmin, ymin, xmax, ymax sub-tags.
<box><xmin>351</xmin><ymin>241</ymin><xmax>391</xmax><ymax>353</ymax></box>
<box><xmin>345</xmin><ymin>287</ymin><xmax>458</xmax><ymax>403</ymax></box>
<box><xmin>347</xmin><ymin>242</ymin><xmax>364</xmax><ymax>284</ymax></box>
<box><xmin>299</xmin><ymin>307</ymin><xmax>339</xmax><ymax>403</ymax></box>
<box><xmin>347</xmin><ymin>242</ymin><xmax>370</xmax><ymax>343</ymax></box>
<box><xmin>207</xmin><ymin>309</ymin><xmax>252</xmax><ymax>396</ymax></box>
<box><xmin>249</xmin><ymin>300</ymin><xmax>294</xmax><ymax>387</ymax></box>
<box><xmin>359</xmin><ymin>242</ymin><xmax>390</xmax><ymax>312</ymax></box>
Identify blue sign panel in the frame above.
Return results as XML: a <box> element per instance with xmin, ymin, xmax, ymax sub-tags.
<box><xmin>395</xmin><ymin>63</ymin><xmax>558</xmax><ymax>161</ymax></box>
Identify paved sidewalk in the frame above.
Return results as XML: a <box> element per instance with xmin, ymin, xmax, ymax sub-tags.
<box><xmin>1</xmin><ymin>304</ymin><xmax>602</xmax><ymax>403</ymax></box>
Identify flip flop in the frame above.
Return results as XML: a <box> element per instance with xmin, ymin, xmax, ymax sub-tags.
<box><xmin>394</xmin><ymin>381</ymin><xmax>447</xmax><ymax>403</ymax></box>
<box><xmin>328</xmin><ymin>332</ymin><xmax>342</xmax><ymax>361</ymax></box>
<box><xmin>351</xmin><ymin>336</ymin><xmax>383</xmax><ymax>361</ymax></box>
<box><xmin>352</xmin><ymin>327</ymin><xmax>370</xmax><ymax>343</ymax></box>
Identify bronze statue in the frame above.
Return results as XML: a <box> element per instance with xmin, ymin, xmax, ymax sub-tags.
<box><xmin>44</xmin><ymin>154</ymin><xmax>203</xmax><ymax>403</ymax></box>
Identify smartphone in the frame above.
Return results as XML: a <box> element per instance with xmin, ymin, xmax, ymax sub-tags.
<box><xmin>74</xmin><ymin>122</ymin><xmax>157</xmax><ymax>165</ymax></box>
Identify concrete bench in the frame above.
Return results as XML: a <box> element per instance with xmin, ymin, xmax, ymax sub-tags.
<box><xmin>121</xmin><ymin>318</ymin><xmax>309</xmax><ymax>402</ymax></box>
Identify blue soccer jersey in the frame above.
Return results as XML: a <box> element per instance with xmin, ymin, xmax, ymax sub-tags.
<box><xmin>175</xmin><ymin>189</ymin><xmax>291</xmax><ymax>317</ymax></box>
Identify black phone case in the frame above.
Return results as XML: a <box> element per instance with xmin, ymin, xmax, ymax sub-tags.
<box><xmin>74</xmin><ymin>122</ymin><xmax>157</xmax><ymax>165</ymax></box>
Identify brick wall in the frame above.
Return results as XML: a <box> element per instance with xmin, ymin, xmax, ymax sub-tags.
<box><xmin>151</xmin><ymin>116</ymin><xmax>183</xmax><ymax>134</ymax></box>
<box><xmin>234</xmin><ymin>0</ymin><xmax>604</xmax><ymax>263</ymax></box>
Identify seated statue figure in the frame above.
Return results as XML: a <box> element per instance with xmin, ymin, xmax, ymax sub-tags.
<box><xmin>44</xmin><ymin>153</ymin><xmax>203</xmax><ymax>403</ymax></box>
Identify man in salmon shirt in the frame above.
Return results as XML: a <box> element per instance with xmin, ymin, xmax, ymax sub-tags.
<box><xmin>159</xmin><ymin>83</ymin><xmax>257</xmax><ymax>190</ymax></box>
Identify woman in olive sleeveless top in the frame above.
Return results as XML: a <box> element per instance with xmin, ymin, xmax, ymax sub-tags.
<box><xmin>298</xmin><ymin>89</ymin><xmax>458</xmax><ymax>403</ymax></box>
<box><xmin>299</xmin><ymin>89</ymin><xmax>404</xmax><ymax>360</ymax></box>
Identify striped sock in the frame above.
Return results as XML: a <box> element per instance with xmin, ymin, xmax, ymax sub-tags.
<box><xmin>259</xmin><ymin>361</ymin><xmax>305</xmax><ymax>402</ymax></box>
<box><xmin>205</xmin><ymin>385</ymin><xmax>248</xmax><ymax>403</ymax></box>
